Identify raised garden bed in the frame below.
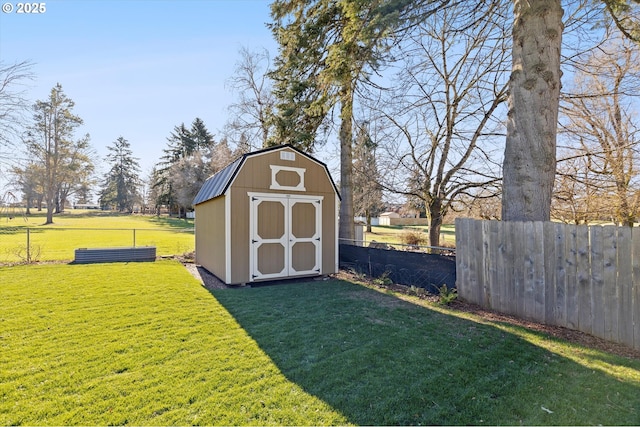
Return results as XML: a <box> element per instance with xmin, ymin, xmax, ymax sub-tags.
<box><xmin>74</xmin><ymin>246</ymin><xmax>156</xmax><ymax>264</ymax></box>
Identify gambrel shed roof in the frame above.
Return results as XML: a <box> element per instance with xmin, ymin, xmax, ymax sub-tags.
<box><xmin>192</xmin><ymin>156</ymin><xmax>243</xmax><ymax>205</ymax></box>
<box><xmin>193</xmin><ymin>144</ymin><xmax>340</xmax><ymax>205</ymax></box>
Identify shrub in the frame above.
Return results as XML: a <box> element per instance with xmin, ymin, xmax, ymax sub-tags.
<box><xmin>373</xmin><ymin>270</ymin><xmax>393</xmax><ymax>286</ymax></box>
<box><xmin>400</xmin><ymin>229</ymin><xmax>428</xmax><ymax>247</ymax></box>
<box><xmin>438</xmin><ymin>285</ymin><xmax>457</xmax><ymax>305</ymax></box>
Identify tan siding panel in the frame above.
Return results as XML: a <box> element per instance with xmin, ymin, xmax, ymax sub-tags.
<box><xmin>229</xmin><ymin>187</ymin><xmax>250</xmax><ymax>284</ymax></box>
<box><xmin>195</xmin><ymin>197</ymin><xmax>226</xmax><ymax>280</ymax></box>
<box><xmin>321</xmin><ymin>194</ymin><xmax>336</xmax><ymax>275</ymax></box>
<box><xmin>196</xmin><ymin>148</ymin><xmax>337</xmax><ymax>284</ymax></box>
<box><xmin>232</xmin><ymin>148</ymin><xmax>336</xmax><ymax>196</ymax></box>
<box><xmin>258</xmin><ymin>200</ymin><xmax>285</xmax><ymax>239</ymax></box>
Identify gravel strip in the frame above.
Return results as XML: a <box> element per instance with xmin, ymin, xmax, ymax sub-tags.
<box><xmin>182</xmin><ymin>262</ymin><xmax>230</xmax><ymax>289</ymax></box>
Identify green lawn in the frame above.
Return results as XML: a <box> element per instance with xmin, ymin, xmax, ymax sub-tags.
<box><xmin>0</xmin><ymin>261</ymin><xmax>346</xmax><ymax>425</ymax></box>
<box><xmin>2</xmin><ymin>261</ymin><xmax>639</xmax><ymax>425</ymax></box>
<box><xmin>0</xmin><ymin>210</ymin><xmax>194</xmax><ymax>264</ymax></box>
<box><xmin>363</xmin><ymin>224</ymin><xmax>456</xmax><ymax>247</ymax></box>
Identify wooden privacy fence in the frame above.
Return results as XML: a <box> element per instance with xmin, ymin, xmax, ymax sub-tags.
<box><xmin>455</xmin><ymin>218</ymin><xmax>640</xmax><ymax>350</ymax></box>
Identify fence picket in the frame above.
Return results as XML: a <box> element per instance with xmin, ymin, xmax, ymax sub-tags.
<box><xmin>512</xmin><ymin>221</ymin><xmax>526</xmax><ymax>318</ymax></box>
<box><xmin>496</xmin><ymin>220</ymin><xmax>509</xmax><ymax>313</ymax></box>
<box><xmin>550</xmin><ymin>222</ymin><xmax>565</xmax><ymax>326</ymax></box>
<box><xmin>522</xmin><ymin>222</ymin><xmax>538</xmax><ymax>320</ymax></box>
<box><xmin>617</xmin><ymin>226</ymin><xmax>632</xmax><ymax>347</ymax></box>
<box><xmin>564</xmin><ymin>224</ymin><xmax>579</xmax><ymax>330</ymax></box>
<box><xmin>486</xmin><ymin>221</ymin><xmax>500</xmax><ymax>310</ymax></box>
<box><xmin>532</xmin><ymin>222</ymin><xmax>546</xmax><ymax>321</ymax></box>
<box><xmin>455</xmin><ymin>219</ymin><xmax>640</xmax><ymax>350</ymax></box>
<box><xmin>633</xmin><ymin>229</ymin><xmax>640</xmax><ymax>350</ymax></box>
<box><xmin>590</xmin><ymin>226</ymin><xmax>606</xmax><ymax>339</ymax></box>
<box><xmin>455</xmin><ymin>218</ymin><xmax>471</xmax><ymax>303</ymax></box>
<box><xmin>602</xmin><ymin>225</ymin><xmax>618</xmax><ymax>342</ymax></box>
<box><xmin>576</xmin><ymin>225</ymin><xmax>592</xmax><ymax>334</ymax></box>
<box><xmin>472</xmin><ymin>218</ymin><xmax>485</xmax><ymax>306</ymax></box>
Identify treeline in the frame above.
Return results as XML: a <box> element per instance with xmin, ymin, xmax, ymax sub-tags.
<box><xmin>8</xmin><ymin>85</ymin><xmax>242</xmax><ymax>221</ymax></box>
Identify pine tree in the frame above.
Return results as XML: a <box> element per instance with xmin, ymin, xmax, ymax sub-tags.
<box><xmin>100</xmin><ymin>136</ymin><xmax>141</xmax><ymax>212</ymax></box>
<box><xmin>352</xmin><ymin>122</ymin><xmax>383</xmax><ymax>232</ymax></box>
<box><xmin>269</xmin><ymin>0</ymin><xmax>422</xmax><ymax>242</ymax></box>
<box><xmin>152</xmin><ymin>118</ymin><xmax>215</xmax><ymax>216</ymax></box>
<box><xmin>24</xmin><ymin>84</ymin><xmax>87</xmax><ymax>224</ymax></box>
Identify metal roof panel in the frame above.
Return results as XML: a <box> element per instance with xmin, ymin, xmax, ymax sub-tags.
<box><xmin>192</xmin><ymin>157</ymin><xmax>243</xmax><ymax>205</ymax></box>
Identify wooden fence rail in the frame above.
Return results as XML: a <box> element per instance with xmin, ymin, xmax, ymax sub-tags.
<box><xmin>455</xmin><ymin>218</ymin><xmax>640</xmax><ymax>350</ymax></box>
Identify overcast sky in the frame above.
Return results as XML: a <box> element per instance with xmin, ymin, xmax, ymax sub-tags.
<box><xmin>0</xmin><ymin>0</ymin><xmax>279</xmax><ymax>182</ymax></box>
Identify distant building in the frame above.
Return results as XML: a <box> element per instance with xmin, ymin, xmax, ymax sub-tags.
<box><xmin>73</xmin><ymin>203</ymin><xmax>101</xmax><ymax>210</ymax></box>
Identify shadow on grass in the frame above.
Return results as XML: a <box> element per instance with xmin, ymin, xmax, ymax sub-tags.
<box><xmin>0</xmin><ymin>226</ymin><xmax>32</xmax><ymax>235</ymax></box>
<box><xmin>210</xmin><ymin>280</ymin><xmax>640</xmax><ymax>426</ymax></box>
<box><xmin>147</xmin><ymin>216</ymin><xmax>194</xmax><ymax>230</ymax></box>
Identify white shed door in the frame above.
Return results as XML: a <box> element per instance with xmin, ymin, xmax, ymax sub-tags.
<box><xmin>249</xmin><ymin>194</ymin><xmax>322</xmax><ymax>281</ymax></box>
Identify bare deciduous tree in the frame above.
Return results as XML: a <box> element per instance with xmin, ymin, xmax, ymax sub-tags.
<box><xmin>372</xmin><ymin>1</ymin><xmax>509</xmax><ymax>246</ymax></box>
<box><xmin>553</xmin><ymin>155</ymin><xmax>605</xmax><ymax>223</ymax></box>
<box><xmin>557</xmin><ymin>34</ymin><xmax>640</xmax><ymax>226</ymax></box>
<box><xmin>0</xmin><ymin>60</ymin><xmax>34</xmax><ymax>169</ymax></box>
<box><xmin>224</xmin><ymin>47</ymin><xmax>275</xmax><ymax>150</ymax></box>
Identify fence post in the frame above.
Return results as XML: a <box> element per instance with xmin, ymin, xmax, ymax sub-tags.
<box><xmin>133</xmin><ymin>229</ymin><xmax>136</xmax><ymax>247</ymax></box>
<box><xmin>27</xmin><ymin>228</ymin><xmax>30</xmax><ymax>263</ymax></box>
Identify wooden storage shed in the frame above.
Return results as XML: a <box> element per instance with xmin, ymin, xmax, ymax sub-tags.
<box><xmin>193</xmin><ymin>145</ymin><xmax>340</xmax><ymax>285</ymax></box>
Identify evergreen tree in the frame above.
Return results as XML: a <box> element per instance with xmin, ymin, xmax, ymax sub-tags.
<box><xmin>352</xmin><ymin>122</ymin><xmax>383</xmax><ymax>232</ymax></box>
<box><xmin>269</xmin><ymin>0</ymin><xmax>423</xmax><ymax>242</ymax></box>
<box><xmin>24</xmin><ymin>84</ymin><xmax>87</xmax><ymax>224</ymax></box>
<box><xmin>191</xmin><ymin>118</ymin><xmax>214</xmax><ymax>154</ymax></box>
<box><xmin>152</xmin><ymin>118</ymin><xmax>215</xmax><ymax>215</ymax></box>
<box><xmin>100</xmin><ymin>136</ymin><xmax>141</xmax><ymax>212</ymax></box>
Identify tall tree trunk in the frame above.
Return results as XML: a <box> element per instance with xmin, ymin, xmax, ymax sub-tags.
<box><xmin>502</xmin><ymin>0</ymin><xmax>563</xmax><ymax>221</ymax></box>
<box><xmin>45</xmin><ymin>177</ymin><xmax>55</xmax><ymax>224</ymax></box>
<box><xmin>428</xmin><ymin>198</ymin><xmax>443</xmax><ymax>248</ymax></box>
<box><xmin>616</xmin><ymin>184</ymin><xmax>635</xmax><ymax>227</ymax></box>
<box><xmin>339</xmin><ymin>88</ymin><xmax>355</xmax><ymax>244</ymax></box>
<box><xmin>55</xmin><ymin>191</ymin><xmax>62</xmax><ymax>214</ymax></box>
<box><xmin>45</xmin><ymin>204</ymin><xmax>54</xmax><ymax>224</ymax></box>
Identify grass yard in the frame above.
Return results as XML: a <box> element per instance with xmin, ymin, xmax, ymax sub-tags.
<box><xmin>2</xmin><ymin>261</ymin><xmax>639</xmax><ymax>425</ymax></box>
<box><xmin>0</xmin><ymin>211</ymin><xmax>194</xmax><ymax>264</ymax></box>
<box><xmin>0</xmin><ymin>261</ymin><xmax>346</xmax><ymax>425</ymax></box>
<box><xmin>363</xmin><ymin>224</ymin><xmax>456</xmax><ymax>247</ymax></box>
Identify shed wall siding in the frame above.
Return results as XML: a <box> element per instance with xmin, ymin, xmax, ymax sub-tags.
<box><xmin>321</xmin><ymin>193</ymin><xmax>337</xmax><ymax>275</ymax></box>
<box><xmin>196</xmin><ymin>146</ymin><xmax>339</xmax><ymax>284</ymax></box>
<box><xmin>229</xmin><ymin>148</ymin><xmax>338</xmax><ymax>282</ymax></box>
<box><xmin>195</xmin><ymin>196</ymin><xmax>226</xmax><ymax>280</ymax></box>
<box><xmin>231</xmin><ymin>149</ymin><xmax>335</xmax><ymax>196</ymax></box>
<box><xmin>229</xmin><ymin>186</ymin><xmax>251</xmax><ymax>284</ymax></box>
